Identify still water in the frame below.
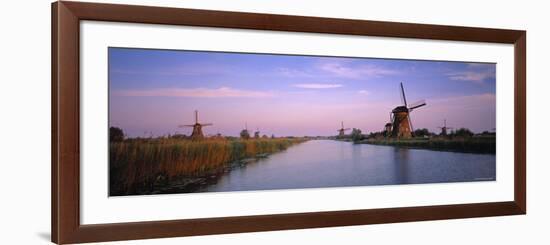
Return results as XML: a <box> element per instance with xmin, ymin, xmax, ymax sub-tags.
<box><xmin>196</xmin><ymin>140</ymin><xmax>495</xmax><ymax>193</ymax></box>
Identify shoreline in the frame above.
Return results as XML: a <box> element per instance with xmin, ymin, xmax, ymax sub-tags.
<box><xmin>355</xmin><ymin>137</ymin><xmax>496</xmax><ymax>155</ymax></box>
<box><xmin>147</xmin><ymin>154</ymin><xmax>270</xmax><ymax>195</ymax></box>
<box><xmin>109</xmin><ymin>138</ymin><xmax>306</xmax><ymax>196</ymax></box>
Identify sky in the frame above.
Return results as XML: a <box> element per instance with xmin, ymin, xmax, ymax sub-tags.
<box><xmin>109</xmin><ymin>47</ymin><xmax>496</xmax><ymax>138</ymax></box>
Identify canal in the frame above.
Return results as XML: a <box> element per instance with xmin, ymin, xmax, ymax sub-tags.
<box><xmin>194</xmin><ymin>140</ymin><xmax>496</xmax><ymax>193</ymax></box>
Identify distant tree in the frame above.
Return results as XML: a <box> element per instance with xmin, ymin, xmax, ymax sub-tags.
<box><xmin>240</xmin><ymin>129</ymin><xmax>250</xmax><ymax>139</ymax></box>
<box><xmin>413</xmin><ymin>128</ymin><xmax>431</xmax><ymax>137</ymax></box>
<box><xmin>171</xmin><ymin>133</ymin><xmax>187</xmax><ymax>139</ymax></box>
<box><xmin>453</xmin><ymin>128</ymin><xmax>474</xmax><ymax>137</ymax></box>
<box><xmin>368</xmin><ymin>131</ymin><xmax>384</xmax><ymax>139</ymax></box>
<box><xmin>110</xmin><ymin>127</ymin><xmax>124</xmax><ymax>142</ymax></box>
<box><xmin>351</xmin><ymin>128</ymin><xmax>364</xmax><ymax>142</ymax></box>
<box><xmin>479</xmin><ymin>131</ymin><xmax>496</xmax><ymax>136</ymax></box>
<box><xmin>271</xmin><ymin>134</ymin><xmax>275</xmax><ymax>139</ymax></box>
<box><xmin>478</xmin><ymin>131</ymin><xmax>495</xmax><ymax>136</ymax></box>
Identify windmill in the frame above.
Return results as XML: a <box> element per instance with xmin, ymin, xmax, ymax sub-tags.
<box><xmin>438</xmin><ymin>119</ymin><xmax>453</xmax><ymax>136</ymax></box>
<box><xmin>384</xmin><ymin>123</ymin><xmax>393</xmax><ymax>137</ymax></box>
<box><xmin>337</xmin><ymin>121</ymin><xmax>351</xmax><ymax>138</ymax></box>
<box><xmin>390</xmin><ymin>82</ymin><xmax>427</xmax><ymax>138</ymax></box>
<box><xmin>240</xmin><ymin>122</ymin><xmax>251</xmax><ymax>139</ymax></box>
<box><xmin>178</xmin><ymin>110</ymin><xmax>212</xmax><ymax>140</ymax></box>
<box><xmin>254</xmin><ymin>128</ymin><xmax>260</xmax><ymax>139</ymax></box>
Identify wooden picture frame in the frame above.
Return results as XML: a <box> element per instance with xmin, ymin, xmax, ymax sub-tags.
<box><xmin>51</xmin><ymin>1</ymin><xmax>526</xmax><ymax>244</ymax></box>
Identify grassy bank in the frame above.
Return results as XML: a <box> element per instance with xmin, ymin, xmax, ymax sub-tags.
<box><xmin>109</xmin><ymin>137</ymin><xmax>306</xmax><ymax>195</ymax></box>
<box><xmin>358</xmin><ymin>136</ymin><xmax>495</xmax><ymax>154</ymax></box>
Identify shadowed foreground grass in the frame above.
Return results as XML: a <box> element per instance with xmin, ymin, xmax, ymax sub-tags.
<box><xmin>109</xmin><ymin>138</ymin><xmax>306</xmax><ymax>195</ymax></box>
<box><xmin>359</xmin><ymin>136</ymin><xmax>495</xmax><ymax>154</ymax></box>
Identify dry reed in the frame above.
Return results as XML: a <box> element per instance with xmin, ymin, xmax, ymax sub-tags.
<box><xmin>109</xmin><ymin>137</ymin><xmax>305</xmax><ymax>195</ymax></box>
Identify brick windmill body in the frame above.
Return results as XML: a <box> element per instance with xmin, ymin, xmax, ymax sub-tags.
<box><xmin>240</xmin><ymin>123</ymin><xmax>251</xmax><ymax>139</ymax></box>
<box><xmin>254</xmin><ymin>128</ymin><xmax>260</xmax><ymax>139</ymax></box>
<box><xmin>438</xmin><ymin>119</ymin><xmax>453</xmax><ymax>136</ymax></box>
<box><xmin>389</xmin><ymin>83</ymin><xmax>427</xmax><ymax>138</ymax></box>
<box><xmin>179</xmin><ymin>110</ymin><xmax>212</xmax><ymax>140</ymax></box>
<box><xmin>384</xmin><ymin>123</ymin><xmax>393</xmax><ymax>137</ymax></box>
<box><xmin>337</xmin><ymin>121</ymin><xmax>350</xmax><ymax>138</ymax></box>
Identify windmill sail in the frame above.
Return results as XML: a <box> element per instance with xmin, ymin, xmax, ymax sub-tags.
<box><xmin>408</xmin><ymin>115</ymin><xmax>414</xmax><ymax>133</ymax></box>
<box><xmin>409</xmin><ymin>100</ymin><xmax>426</xmax><ymax>111</ymax></box>
<box><xmin>178</xmin><ymin>110</ymin><xmax>212</xmax><ymax>140</ymax></box>
<box><xmin>400</xmin><ymin>82</ymin><xmax>408</xmax><ymax>107</ymax></box>
<box><xmin>337</xmin><ymin>121</ymin><xmax>350</xmax><ymax>137</ymax></box>
<box><xmin>390</xmin><ymin>82</ymin><xmax>427</xmax><ymax>138</ymax></box>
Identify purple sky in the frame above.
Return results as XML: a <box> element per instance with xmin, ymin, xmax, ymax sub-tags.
<box><xmin>109</xmin><ymin>48</ymin><xmax>496</xmax><ymax>137</ymax></box>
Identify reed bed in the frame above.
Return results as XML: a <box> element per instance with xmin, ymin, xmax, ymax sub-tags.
<box><xmin>361</xmin><ymin>136</ymin><xmax>495</xmax><ymax>154</ymax></box>
<box><xmin>109</xmin><ymin>138</ymin><xmax>306</xmax><ymax>195</ymax></box>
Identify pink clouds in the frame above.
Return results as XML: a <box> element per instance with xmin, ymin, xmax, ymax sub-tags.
<box><xmin>113</xmin><ymin>87</ymin><xmax>275</xmax><ymax>98</ymax></box>
<box><xmin>292</xmin><ymin>83</ymin><xmax>343</xmax><ymax>89</ymax></box>
<box><xmin>447</xmin><ymin>71</ymin><xmax>495</xmax><ymax>83</ymax></box>
<box><xmin>319</xmin><ymin>62</ymin><xmax>399</xmax><ymax>79</ymax></box>
<box><xmin>277</xmin><ymin>68</ymin><xmax>315</xmax><ymax>78</ymax></box>
<box><xmin>447</xmin><ymin>63</ymin><xmax>496</xmax><ymax>83</ymax></box>
<box><xmin>277</xmin><ymin>60</ymin><xmax>400</xmax><ymax>80</ymax></box>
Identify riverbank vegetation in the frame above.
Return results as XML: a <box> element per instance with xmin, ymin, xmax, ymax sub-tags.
<box><xmin>109</xmin><ymin>134</ymin><xmax>307</xmax><ymax>196</ymax></box>
<box><xmin>357</xmin><ymin>128</ymin><xmax>495</xmax><ymax>154</ymax></box>
<box><xmin>359</xmin><ymin>136</ymin><xmax>495</xmax><ymax>154</ymax></box>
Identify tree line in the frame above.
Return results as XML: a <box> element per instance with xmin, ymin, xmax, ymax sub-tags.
<box><xmin>340</xmin><ymin>127</ymin><xmax>494</xmax><ymax>143</ymax></box>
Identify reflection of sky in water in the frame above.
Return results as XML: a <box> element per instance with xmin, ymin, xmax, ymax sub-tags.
<box><xmin>197</xmin><ymin>140</ymin><xmax>495</xmax><ymax>193</ymax></box>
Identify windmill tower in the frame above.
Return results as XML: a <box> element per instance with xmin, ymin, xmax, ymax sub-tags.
<box><xmin>337</xmin><ymin>121</ymin><xmax>351</xmax><ymax>138</ymax></box>
<box><xmin>438</xmin><ymin>119</ymin><xmax>453</xmax><ymax>136</ymax></box>
<box><xmin>390</xmin><ymin>82</ymin><xmax>427</xmax><ymax>138</ymax></box>
<box><xmin>240</xmin><ymin>123</ymin><xmax>250</xmax><ymax>139</ymax></box>
<box><xmin>384</xmin><ymin>123</ymin><xmax>393</xmax><ymax>137</ymax></box>
<box><xmin>178</xmin><ymin>110</ymin><xmax>212</xmax><ymax>140</ymax></box>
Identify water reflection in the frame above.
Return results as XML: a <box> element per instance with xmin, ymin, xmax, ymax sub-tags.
<box><xmin>196</xmin><ymin>140</ymin><xmax>495</xmax><ymax>193</ymax></box>
<box><xmin>351</xmin><ymin>144</ymin><xmax>362</xmax><ymax>174</ymax></box>
<box><xmin>393</xmin><ymin>147</ymin><xmax>410</xmax><ymax>185</ymax></box>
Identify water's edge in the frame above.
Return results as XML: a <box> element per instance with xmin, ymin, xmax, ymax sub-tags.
<box><xmin>118</xmin><ymin>140</ymin><xmax>496</xmax><ymax>195</ymax></box>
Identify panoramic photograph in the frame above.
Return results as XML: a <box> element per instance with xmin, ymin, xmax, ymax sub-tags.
<box><xmin>108</xmin><ymin>47</ymin><xmax>496</xmax><ymax>196</ymax></box>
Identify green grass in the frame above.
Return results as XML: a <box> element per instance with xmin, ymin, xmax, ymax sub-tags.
<box><xmin>359</xmin><ymin>136</ymin><xmax>495</xmax><ymax>154</ymax></box>
<box><xmin>109</xmin><ymin>137</ymin><xmax>306</xmax><ymax>195</ymax></box>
